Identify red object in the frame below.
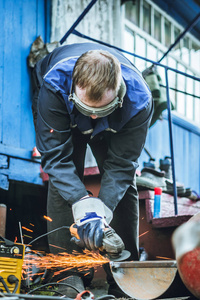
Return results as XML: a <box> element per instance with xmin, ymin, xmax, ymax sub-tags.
<box><xmin>178</xmin><ymin>247</ymin><xmax>200</xmax><ymax>299</ymax></box>
<box><xmin>154</xmin><ymin>187</ymin><xmax>162</xmax><ymax>195</ymax></box>
<box><xmin>32</xmin><ymin>146</ymin><xmax>41</xmax><ymax>158</ymax></box>
<box><xmin>40</xmin><ymin>165</ymin><xmax>49</xmax><ymax>182</ymax></box>
<box><xmin>75</xmin><ymin>290</ymin><xmax>94</xmax><ymax>300</ymax></box>
<box><xmin>84</xmin><ymin>166</ymin><xmax>100</xmax><ymax>176</ymax></box>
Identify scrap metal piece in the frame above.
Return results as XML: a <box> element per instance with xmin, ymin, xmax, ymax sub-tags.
<box><xmin>110</xmin><ymin>260</ymin><xmax>177</xmax><ymax>300</ymax></box>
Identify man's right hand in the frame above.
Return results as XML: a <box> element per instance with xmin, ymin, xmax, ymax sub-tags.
<box><xmin>70</xmin><ymin>196</ymin><xmax>113</xmax><ymax>251</ymax></box>
<box><xmin>70</xmin><ymin>218</ymin><xmax>107</xmax><ymax>250</ymax></box>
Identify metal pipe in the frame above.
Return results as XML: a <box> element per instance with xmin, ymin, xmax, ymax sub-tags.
<box><xmin>110</xmin><ymin>260</ymin><xmax>177</xmax><ymax>269</ymax></box>
<box><xmin>160</xmin><ymin>84</ymin><xmax>200</xmax><ymax>99</ymax></box>
<box><xmin>165</xmin><ymin>68</ymin><xmax>178</xmax><ymax>215</ymax></box>
<box><xmin>59</xmin><ymin>0</ymin><xmax>98</xmax><ymax>45</ymax></box>
<box><xmin>72</xmin><ymin>30</ymin><xmax>200</xmax><ymax>82</ymax></box>
<box><xmin>0</xmin><ymin>204</ymin><xmax>7</xmax><ymax>237</ymax></box>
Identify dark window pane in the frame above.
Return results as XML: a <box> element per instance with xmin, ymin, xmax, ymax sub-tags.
<box><xmin>174</xmin><ymin>27</ymin><xmax>181</xmax><ymax>50</ymax></box>
<box><xmin>154</xmin><ymin>11</ymin><xmax>161</xmax><ymax>42</ymax></box>
<box><xmin>125</xmin><ymin>2</ymin><xmax>139</xmax><ymax>26</ymax></box>
<box><xmin>165</xmin><ymin>19</ymin><xmax>171</xmax><ymax>47</ymax></box>
<box><xmin>143</xmin><ymin>1</ymin><xmax>151</xmax><ymax>34</ymax></box>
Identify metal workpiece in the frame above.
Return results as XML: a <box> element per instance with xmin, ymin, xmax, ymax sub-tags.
<box><xmin>110</xmin><ymin>260</ymin><xmax>177</xmax><ymax>269</ymax></box>
<box><xmin>110</xmin><ymin>260</ymin><xmax>177</xmax><ymax>300</ymax></box>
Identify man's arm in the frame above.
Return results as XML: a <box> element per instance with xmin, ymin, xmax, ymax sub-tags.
<box><xmin>36</xmin><ymin>84</ymin><xmax>121</xmax><ymax>253</ymax></box>
<box><xmin>36</xmin><ymin>83</ymin><xmax>88</xmax><ymax>204</ymax></box>
<box><xmin>99</xmin><ymin>100</ymin><xmax>153</xmax><ymax>211</ymax></box>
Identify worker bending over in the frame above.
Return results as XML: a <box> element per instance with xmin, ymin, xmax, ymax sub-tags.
<box><xmin>32</xmin><ymin>42</ymin><xmax>153</xmax><ymax>297</ymax></box>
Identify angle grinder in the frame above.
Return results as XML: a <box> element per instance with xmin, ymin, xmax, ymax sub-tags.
<box><xmin>70</xmin><ymin>224</ymin><xmax>131</xmax><ymax>261</ymax></box>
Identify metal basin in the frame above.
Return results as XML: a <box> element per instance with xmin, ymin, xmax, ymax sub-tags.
<box><xmin>110</xmin><ymin>260</ymin><xmax>177</xmax><ymax>300</ymax></box>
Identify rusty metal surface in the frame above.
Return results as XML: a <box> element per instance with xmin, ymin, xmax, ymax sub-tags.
<box><xmin>110</xmin><ymin>260</ymin><xmax>177</xmax><ymax>300</ymax></box>
<box><xmin>0</xmin><ymin>204</ymin><xmax>7</xmax><ymax>237</ymax></box>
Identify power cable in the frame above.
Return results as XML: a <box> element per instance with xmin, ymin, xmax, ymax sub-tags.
<box><xmin>28</xmin><ymin>226</ymin><xmax>70</xmax><ymax>246</ymax></box>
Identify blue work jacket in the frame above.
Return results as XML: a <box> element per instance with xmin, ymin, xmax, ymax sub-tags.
<box><xmin>35</xmin><ymin>43</ymin><xmax>152</xmax><ymax>210</ymax></box>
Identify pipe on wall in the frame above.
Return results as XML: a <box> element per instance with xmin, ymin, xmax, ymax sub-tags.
<box><xmin>0</xmin><ymin>204</ymin><xmax>7</xmax><ymax>237</ymax></box>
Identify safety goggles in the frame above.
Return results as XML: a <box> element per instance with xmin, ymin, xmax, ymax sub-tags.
<box><xmin>68</xmin><ymin>79</ymin><xmax>126</xmax><ymax>118</ymax></box>
<box><xmin>69</xmin><ymin>92</ymin><xmax>122</xmax><ymax>118</ymax></box>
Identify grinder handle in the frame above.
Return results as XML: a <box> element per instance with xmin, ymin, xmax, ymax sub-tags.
<box><xmin>70</xmin><ymin>223</ymin><xmax>80</xmax><ymax>240</ymax></box>
<box><xmin>70</xmin><ymin>222</ymin><xmax>109</xmax><ymax>241</ymax></box>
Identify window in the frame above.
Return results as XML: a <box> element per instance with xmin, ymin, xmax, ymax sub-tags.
<box><xmin>125</xmin><ymin>1</ymin><xmax>139</xmax><ymax>26</ymax></box>
<box><xmin>122</xmin><ymin>0</ymin><xmax>200</xmax><ymax>125</ymax></box>
<box><xmin>154</xmin><ymin>11</ymin><xmax>161</xmax><ymax>42</ymax></box>
<box><xmin>135</xmin><ymin>35</ymin><xmax>146</xmax><ymax>70</ymax></box>
<box><xmin>124</xmin><ymin>27</ymin><xmax>135</xmax><ymax>64</ymax></box>
<box><xmin>165</xmin><ymin>19</ymin><xmax>171</xmax><ymax>48</ymax></box>
<box><xmin>143</xmin><ymin>1</ymin><xmax>151</xmax><ymax>34</ymax></box>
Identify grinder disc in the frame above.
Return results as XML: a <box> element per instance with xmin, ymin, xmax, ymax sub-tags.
<box><xmin>106</xmin><ymin>250</ymin><xmax>131</xmax><ymax>262</ymax></box>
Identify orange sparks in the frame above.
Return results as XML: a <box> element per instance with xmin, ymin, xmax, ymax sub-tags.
<box><xmin>156</xmin><ymin>256</ymin><xmax>173</xmax><ymax>260</ymax></box>
<box><xmin>43</xmin><ymin>215</ymin><xmax>52</xmax><ymax>222</ymax></box>
<box><xmin>22</xmin><ymin>226</ymin><xmax>33</xmax><ymax>233</ymax></box>
<box><xmin>22</xmin><ymin>250</ymin><xmax>109</xmax><ymax>281</ymax></box>
<box><xmin>139</xmin><ymin>230</ymin><xmax>149</xmax><ymax>237</ymax></box>
<box><xmin>24</xmin><ymin>234</ymin><xmax>32</xmax><ymax>239</ymax></box>
<box><xmin>49</xmin><ymin>244</ymin><xmax>67</xmax><ymax>250</ymax></box>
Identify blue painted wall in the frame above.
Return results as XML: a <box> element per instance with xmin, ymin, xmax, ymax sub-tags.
<box><xmin>0</xmin><ymin>0</ymin><xmax>199</xmax><ymax>196</ymax></box>
<box><xmin>0</xmin><ymin>0</ymin><xmax>51</xmax><ymax>189</ymax></box>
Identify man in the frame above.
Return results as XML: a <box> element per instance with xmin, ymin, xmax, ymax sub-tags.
<box><xmin>32</xmin><ymin>42</ymin><xmax>153</xmax><ymax>297</ymax></box>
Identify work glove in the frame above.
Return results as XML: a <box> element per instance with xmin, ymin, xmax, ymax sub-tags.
<box><xmin>70</xmin><ymin>196</ymin><xmax>113</xmax><ymax>251</ymax></box>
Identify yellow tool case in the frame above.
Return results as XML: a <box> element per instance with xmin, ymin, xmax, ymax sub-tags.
<box><xmin>0</xmin><ymin>239</ymin><xmax>25</xmax><ymax>294</ymax></box>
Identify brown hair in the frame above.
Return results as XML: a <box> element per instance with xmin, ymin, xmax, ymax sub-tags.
<box><xmin>72</xmin><ymin>50</ymin><xmax>121</xmax><ymax>102</ymax></box>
